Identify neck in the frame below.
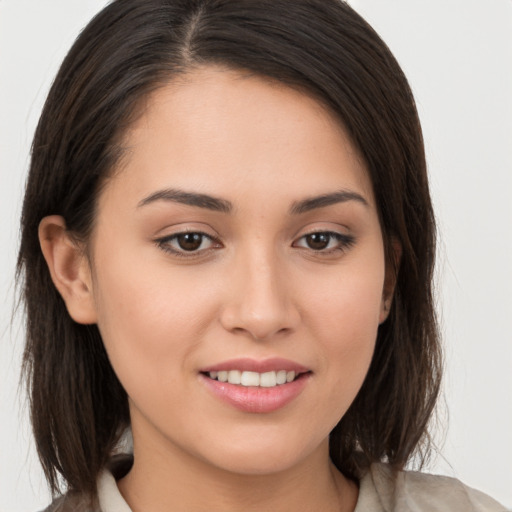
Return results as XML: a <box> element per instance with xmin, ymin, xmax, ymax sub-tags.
<box><xmin>117</xmin><ymin>432</ymin><xmax>358</xmax><ymax>512</ymax></box>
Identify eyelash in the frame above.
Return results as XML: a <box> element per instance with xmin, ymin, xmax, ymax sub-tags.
<box><xmin>155</xmin><ymin>231</ymin><xmax>221</xmax><ymax>258</ymax></box>
<box><xmin>155</xmin><ymin>230</ymin><xmax>355</xmax><ymax>258</ymax></box>
<box><xmin>293</xmin><ymin>231</ymin><xmax>356</xmax><ymax>255</ymax></box>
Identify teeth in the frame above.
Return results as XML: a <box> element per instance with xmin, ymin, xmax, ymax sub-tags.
<box><xmin>208</xmin><ymin>370</ymin><xmax>297</xmax><ymax>387</ymax></box>
<box><xmin>260</xmin><ymin>371</ymin><xmax>277</xmax><ymax>387</ymax></box>
<box><xmin>276</xmin><ymin>370</ymin><xmax>287</xmax><ymax>385</ymax></box>
<box><xmin>241</xmin><ymin>371</ymin><xmax>260</xmax><ymax>386</ymax></box>
<box><xmin>227</xmin><ymin>370</ymin><xmax>241</xmax><ymax>385</ymax></box>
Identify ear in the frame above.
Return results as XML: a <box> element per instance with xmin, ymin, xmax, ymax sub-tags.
<box><xmin>39</xmin><ymin>215</ymin><xmax>97</xmax><ymax>324</ymax></box>
<box><xmin>379</xmin><ymin>238</ymin><xmax>402</xmax><ymax>324</ymax></box>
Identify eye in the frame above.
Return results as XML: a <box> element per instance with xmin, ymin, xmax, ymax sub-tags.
<box><xmin>155</xmin><ymin>231</ymin><xmax>220</xmax><ymax>256</ymax></box>
<box><xmin>293</xmin><ymin>231</ymin><xmax>355</xmax><ymax>253</ymax></box>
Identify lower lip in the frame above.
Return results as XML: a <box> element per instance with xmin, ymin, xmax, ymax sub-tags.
<box><xmin>200</xmin><ymin>373</ymin><xmax>311</xmax><ymax>413</ymax></box>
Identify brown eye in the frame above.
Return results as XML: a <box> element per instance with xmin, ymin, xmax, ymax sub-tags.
<box><xmin>156</xmin><ymin>231</ymin><xmax>219</xmax><ymax>256</ymax></box>
<box><xmin>293</xmin><ymin>231</ymin><xmax>356</xmax><ymax>254</ymax></box>
<box><xmin>305</xmin><ymin>233</ymin><xmax>331</xmax><ymax>250</ymax></box>
<box><xmin>176</xmin><ymin>233</ymin><xmax>204</xmax><ymax>251</ymax></box>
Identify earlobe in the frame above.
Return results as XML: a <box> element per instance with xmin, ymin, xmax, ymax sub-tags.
<box><xmin>39</xmin><ymin>215</ymin><xmax>97</xmax><ymax>324</ymax></box>
<box><xmin>379</xmin><ymin>238</ymin><xmax>402</xmax><ymax>324</ymax></box>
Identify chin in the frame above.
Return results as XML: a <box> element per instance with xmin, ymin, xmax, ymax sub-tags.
<box><xmin>194</xmin><ymin>430</ymin><xmax>328</xmax><ymax>476</ymax></box>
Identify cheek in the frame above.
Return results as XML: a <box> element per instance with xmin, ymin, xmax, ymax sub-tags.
<box><xmin>305</xmin><ymin>256</ymin><xmax>385</xmax><ymax>345</ymax></box>
<box><xmin>301</xmin><ymin>260</ymin><xmax>384</xmax><ymax>409</ymax></box>
<box><xmin>90</xmin><ymin>252</ymin><xmax>215</xmax><ymax>401</ymax></box>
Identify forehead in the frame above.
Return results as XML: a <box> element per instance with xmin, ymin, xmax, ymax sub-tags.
<box><xmin>105</xmin><ymin>66</ymin><xmax>374</xmax><ymax>208</ymax></box>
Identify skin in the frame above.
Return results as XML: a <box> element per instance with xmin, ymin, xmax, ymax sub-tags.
<box><xmin>40</xmin><ymin>67</ymin><xmax>397</xmax><ymax>512</ymax></box>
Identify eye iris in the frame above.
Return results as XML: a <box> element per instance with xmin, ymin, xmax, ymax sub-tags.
<box><xmin>306</xmin><ymin>233</ymin><xmax>330</xmax><ymax>250</ymax></box>
<box><xmin>177</xmin><ymin>233</ymin><xmax>203</xmax><ymax>251</ymax></box>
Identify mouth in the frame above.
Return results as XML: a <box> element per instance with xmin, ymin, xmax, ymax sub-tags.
<box><xmin>199</xmin><ymin>358</ymin><xmax>312</xmax><ymax>413</ymax></box>
<box><xmin>202</xmin><ymin>369</ymin><xmax>304</xmax><ymax>388</ymax></box>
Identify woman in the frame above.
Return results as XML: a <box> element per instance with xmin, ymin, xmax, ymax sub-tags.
<box><xmin>17</xmin><ymin>0</ymin><xmax>505</xmax><ymax>510</ymax></box>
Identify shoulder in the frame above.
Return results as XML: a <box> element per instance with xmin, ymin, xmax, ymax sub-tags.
<box><xmin>356</xmin><ymin>463</ymin><xmax>506</xmax><ymax>512</ymax></box>
<box><xmin>40</xmin><ymin>492</ymin><xmax>99</xmax><ymax>512</ymax></box>
<box><xmin>39</xmin><ymin>454</ymin><xmax>133</xmax><ymax>512</ymax></box>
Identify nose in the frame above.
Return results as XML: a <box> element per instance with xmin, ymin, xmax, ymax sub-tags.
<box><xmin>219</xmin><ymin>248</ymin><xmax>300</xmax><ymax>341</ymax></box>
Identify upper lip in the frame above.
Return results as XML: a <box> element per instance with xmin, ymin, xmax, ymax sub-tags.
<box><xmin>200</xmin><ymin>357</ymin><xmax>310</xmax><ymax>374</ymax></box>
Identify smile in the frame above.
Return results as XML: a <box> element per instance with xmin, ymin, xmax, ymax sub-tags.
<box><xmin>200</xmin><ymin>359</ymin><xmax>311</xmax><ymax>413</ymax></box>
<box><xmin>207</xmin><ymin>370</ymin><xmax>298</xmax><ymax>387</ymax></box>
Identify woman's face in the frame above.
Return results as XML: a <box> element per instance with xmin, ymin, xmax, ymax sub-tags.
<box><xmin>86</xmin><ymin>67</ymin><xmax>391</xmax><ymax>475</ymax></box>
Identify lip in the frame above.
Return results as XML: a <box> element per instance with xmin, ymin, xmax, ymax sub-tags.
<box><xmin>199</xmin><ymin>358</ymin><xmax>312</xmax><ymax>414</ymax></box>
<box><xmin>200</xmin><ymin>357</ymin><xmax>309</xmax><ymax>374</ymax></box>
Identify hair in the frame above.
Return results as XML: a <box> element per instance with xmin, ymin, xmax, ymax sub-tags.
<box><xmin>18</xmin><ymin>0</ymin><xmax>441</xmax><ymax>501</ymax></box>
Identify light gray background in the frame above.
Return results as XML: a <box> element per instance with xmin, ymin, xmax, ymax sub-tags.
<box><xmin>1</xmin><ymin>1</ymin><xmax>511</xmax><ymax>510</ymax></box>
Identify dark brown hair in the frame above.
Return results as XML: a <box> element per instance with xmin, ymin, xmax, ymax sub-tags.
<box><xmin>18</xmin><ymin>0</ymin><xmax>441</xmax><ymax>500</ymax></box>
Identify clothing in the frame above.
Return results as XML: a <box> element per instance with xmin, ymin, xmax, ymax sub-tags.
<box><xmin>43</xmin><ymin>457</ymin><xmax>506</xmax><ymax>512</ymax></box>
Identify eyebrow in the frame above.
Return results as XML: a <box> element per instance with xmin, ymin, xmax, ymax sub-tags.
<box><xmin>137</xmin><ymin>187</ymin><xmax>368</xmax><ymax>215</ymax></box>
<box><xmin>137</xmin><ymin>188</ymin><xmax>232</xmax><ymax>213</ymax></box>
<box><xmin>289</xmin><ymin>190</ymin><xmax>369</xmax><ymax>215</ymax></box>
